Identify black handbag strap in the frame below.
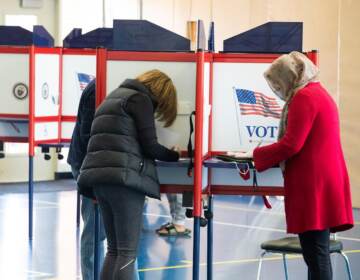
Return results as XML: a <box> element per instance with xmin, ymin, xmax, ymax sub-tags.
<box><xmin>187</xmin><ymin>111</ymin><xmax>195</xmax><ymax>177</ymax></box>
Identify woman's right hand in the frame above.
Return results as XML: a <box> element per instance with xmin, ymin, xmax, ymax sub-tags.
<box><xmin>171</xmin><ymin>146</ymin><xmax>181</xmax><ymax>158</ymax></box>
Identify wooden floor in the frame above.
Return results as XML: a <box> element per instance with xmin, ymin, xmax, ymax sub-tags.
<box><xmin>0</xmin><ymin>180</ymin><xmax>359</xmax><ymax>279</ymax></box>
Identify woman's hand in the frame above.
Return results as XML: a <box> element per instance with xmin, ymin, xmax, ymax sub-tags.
<box><xmin>226</xmin><ymin>150</ymin><xmax>253</xmax><ymax>159</ymax></box>
<box><xmin>171</xmin><ymin>146</ymin><xmax>182</xmax><ymax>157</ymax></box>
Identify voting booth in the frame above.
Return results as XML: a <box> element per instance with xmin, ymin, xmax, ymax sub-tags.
<box><xmin>197</xmin><ymin>22</ymin><xmax>318</xmax><ymax>280</ymax></box>
<box><xmin>0</xmin><ymin>20</ymin><xmax>319</xmax><ymax>280</ymax></box>
<box><xmin>93</xmin><ymin>20</ymin><xmax>210</xmax><ymax>195</ymax></box>
<box><xmin>97</xmin><ymin>50</ymin><xmax>212</xmax><ymax>190</ymax></box>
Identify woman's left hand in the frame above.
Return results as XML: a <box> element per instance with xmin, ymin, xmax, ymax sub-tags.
<box><xmin>171</xmin><ymin>146</ymin><xmax>182</xmax><ymax>157</ymax></box>
<box><xmin>226</xmin><ymin>150</ymin><xmax>253</xmax><ymax>159</ymax></box>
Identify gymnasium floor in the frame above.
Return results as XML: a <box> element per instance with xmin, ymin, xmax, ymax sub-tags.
<box><xmin>0</xmin><ymin>180</ymin><xmax>359</xmax><ymax>280</ymax></box>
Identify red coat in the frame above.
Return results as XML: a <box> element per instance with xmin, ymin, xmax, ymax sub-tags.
<box><xmin>254</xmin><ymin>82</ymin><xmax>353</xmax><ymax>234</ymax></box>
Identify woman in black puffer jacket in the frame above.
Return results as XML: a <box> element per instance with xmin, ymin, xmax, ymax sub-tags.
<box><xmin>78</xmin><ymin>69</ymin><xmax>180</xmax><ymax>280</ymax></box>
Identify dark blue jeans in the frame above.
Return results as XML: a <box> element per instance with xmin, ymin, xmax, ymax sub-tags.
<box><xmin>94</xmin><ymin>186</ymin><xmax>145</xmax><ymax>280</ymax></box>
<box><xmin>299</xmin><ymin>229</ymin><xmax>332</xmax><ymax>280</ymax></box>
<box><xmin>71</xmin><ymin>167</ymin><xmax>106</xmax><ymax>280</ymax></box>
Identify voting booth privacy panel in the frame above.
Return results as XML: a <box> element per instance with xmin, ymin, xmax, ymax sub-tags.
<box><xmin>0</xmin><ymin>46</ymin><xmax>97</xmax><ymax>155</ymax></box>
<box><xmin>206</xmin><ymin>51</ymin><xmax>318</xmax><ymax>194</ymax></box>
<box><xmin>95</xmin><ymin>50</ymin><xmax>212</xmax><ymax>197</ymax></box>
<box><xmin>61</xmin><ymin>49</ymin><xmax>96</xmax><ymax>142</ymax></box>
<box><xmin>210</xmin><ymin>53</ymin><xmax>285</xmax><ymax>191</ymax></box>
<box><xmin>0</xmin><ymin>46</ymin><xmax>61</xmax><ymax>155</ymax></box>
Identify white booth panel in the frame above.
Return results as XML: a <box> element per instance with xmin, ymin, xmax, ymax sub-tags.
<box><xmin>0</xmin><ymin>53</ymin><xmax>29</xmax><ymax>115</ymax></box>
<box><xmin>106</xmin><ymin>60</ymin><xmax>196</xmax><ymax>150</ymax></box>
<box><xmin>62</xmin><ymin>55</ymin><xmax>96</xmax><ymax>116</ymax></box>
<box><xmin>212</xmin><ymin>62</ymin><xmax>284</xmax><ymax>152</ymax></box>
<box><xmin>202</xmin><ymin>62</ymin><xmax>210</xmax><ymax>156</ymax></box>
<box><xmin>61</xmin><ymin>122</ymin><xmax>75</xmax><ymax>140</ymax></box>
<box><xmin>35</xmin><ymin>122</ymin><xmax>58</xmax><ymax>141</ymax></box>
<box><xmin>34</xmin><ymin>54</ymin><xmax>60</xmax><ymax>117</ymax></box>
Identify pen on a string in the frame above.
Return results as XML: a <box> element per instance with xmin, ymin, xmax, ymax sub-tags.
<box><xmin>255</xmin><ymin>140</ymin><xmax>263</xmax><ymax>148</ymax></box>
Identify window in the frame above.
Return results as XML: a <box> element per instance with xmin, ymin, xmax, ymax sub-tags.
<box><xmin>5</xmin><ymin>15</ymin><xmax>38</xmax><ymax>31</ymax></box>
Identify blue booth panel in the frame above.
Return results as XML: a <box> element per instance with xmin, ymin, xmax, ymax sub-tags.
<box><xmin>223</xmin><ymin>22</ymin><xmax>303</xmax><ymax>53</ymax></box>
<box><xmin>0</xmin><ymin>25</ymin><xmax>54</xmax><ymax>47</ymax></box>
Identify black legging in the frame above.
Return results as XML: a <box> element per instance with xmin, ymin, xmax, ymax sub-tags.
<box><xmin>299</xmin><ymin>229</ymin><xmax>332</xmax><ymax>280</ymax></box>
<box><xmin>94</xmin><ymin>186</ymin><xmax>145</xmax><ymax>280</ymax></box>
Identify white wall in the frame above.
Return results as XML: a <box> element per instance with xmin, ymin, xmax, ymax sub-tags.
<box><xmin>0</xmin><ymin>148</ymin><xmax>56</xmax><ymax>183</ymax></box>
<box><xmin>58</xmin><ymin>0</ymin><xmax>103</xmax><ymax>44</ymax></box>
<box><xmin>339</xmin><ymin>0</ymin><xmax>360</xmax><ymax>207</ymax></box>
<box><xmin>104</xmin><ymin>0</ymin><xmax>140</xmax><ymax>26</ymax></box>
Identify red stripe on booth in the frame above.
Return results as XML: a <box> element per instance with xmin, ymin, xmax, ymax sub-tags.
<box><xmin>107</xmin><ymin>51</ymin><xmax>196</xmax><ymax>62</ymax></box>
<box><xmin>0</xmin><ymin>114</ymin><xmax>29</xmax><ymax>119</ymax></box>
<box><xmin>62</xmin><ymin>48</ymin><xmax>97</xmax><ymax>55</ymax></box>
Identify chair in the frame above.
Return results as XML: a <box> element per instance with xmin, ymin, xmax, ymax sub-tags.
<box><xmin>256</xmin><ymin>236</ymin><xmax>352</xmax><ymax>280</ymax></box>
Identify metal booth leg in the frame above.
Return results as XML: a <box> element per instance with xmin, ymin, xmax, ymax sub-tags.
<box><xmin>193</xmin><ymin>217</ymin><xmax>201</xmax><ymax>280</ymax></box>
<box><xmin>29</xmin><ymin>155</ymin><xmax>34</xmax><ymax>240</ymax></box>
<box><xmin>206</xmin><ymin>195</ymin><xmax>214</xmax><ymax>280</ymax></box>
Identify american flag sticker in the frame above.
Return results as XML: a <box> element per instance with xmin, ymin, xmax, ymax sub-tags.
<box><xmin>232</xmin><ymin>87</ymin><xmax>283</xmax><ymax>146</ymax></box>
<box><xmin>77</xmin><ymin>73</ymin><xmax>95</xmax><ymax>92</ymax></box>
<box><xmin>235</xmin><ymin>88</ymin><xmax>282</xmax><ymax>119</ymax></box>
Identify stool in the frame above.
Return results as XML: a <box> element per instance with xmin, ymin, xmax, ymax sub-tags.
<box><xmin>256</xmin><ymin>236</ymin><xmax>352</xmax><ymax>280</ymax></box>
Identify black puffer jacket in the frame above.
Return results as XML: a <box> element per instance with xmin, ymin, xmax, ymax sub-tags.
<box><xmin>77</xmin><ymin>79</ymin><xmax>178</xmax><ymax>199</ymax></box>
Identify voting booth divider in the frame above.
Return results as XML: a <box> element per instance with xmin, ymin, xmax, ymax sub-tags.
<box><xmin>0</xmin><ymin>46</ymin><xmax>60</xmax><ymax>148</ymax></box>
<box><xmin>61</xmin><ymin>48</ymin><xmax>97</xmax><ymax>142</ymax></box>
<box><xmin>0</xmin><ymin>46</ymin><xmax>97</xmax><ymax>149</ymax></box>
<box><xmin>95</xmin><ymin>49</ymin><xmax>211</xmax><ymax>204</ymax></box>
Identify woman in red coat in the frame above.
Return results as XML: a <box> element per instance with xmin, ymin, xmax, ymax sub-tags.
<box><xmin>245</xmin><ymin>52</ymin><xmax>353</xmax><ymax>279</ymax></box>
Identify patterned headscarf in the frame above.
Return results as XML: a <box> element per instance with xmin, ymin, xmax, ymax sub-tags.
<box><xmin>264</xmin><ymin>51</ymin><xmax>319</xmax><ymax>140</ymax></box>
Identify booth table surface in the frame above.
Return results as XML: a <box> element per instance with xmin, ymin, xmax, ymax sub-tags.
<box><xmin>157</xmin><ymin>158</ymin><xmax>250</xmax><ymax>169</ymax></box>
<box><xmin>203</xmin><ymin>157</ymin><xmax>251</xmax><ymax>169</ymax></box>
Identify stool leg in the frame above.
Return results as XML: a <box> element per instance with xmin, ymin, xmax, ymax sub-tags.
<box><xmin>282</xmin><ymin>254</ymin><xmax>289</xmax><ymax>280</ymax></box>
<box><xmin>256</xmin><ymin>251</ymin><xmax>266</xmax><ymax>280</ymax></box>
<box><xmin>339</xmin><ymin>252</ymin><xmax>352</xmax><ymax>280</ymax></box>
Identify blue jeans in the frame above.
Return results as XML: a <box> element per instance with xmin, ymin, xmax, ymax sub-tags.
<box><xmin>72</xmin><ymin>167</ymin><xmax>140</xmax><ymax>280</ymax></box>
<box><xmin>81</xmin><ymin>196</ymin><xmax>106</xmax><ymax>280</ymax></box>
<box><xmin>72</xmin><ymin>167</ymin><xmax>106</xmax><ymax>280</ymax></box>
<box><xmin>166</xmin><ymin>194</ymin><xmax>186</xmax><ymax>226</ymax></box>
